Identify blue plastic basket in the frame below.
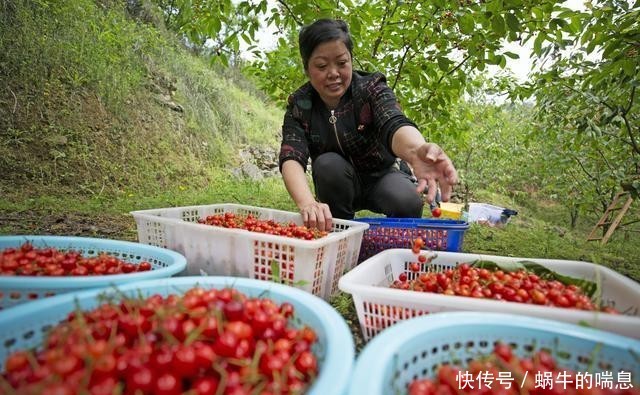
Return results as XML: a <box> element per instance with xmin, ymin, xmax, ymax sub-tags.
<box><xmin>355</xmin><ymin>218</ymin><xmax>469</xmax><ymax>261</ymax></box>
<box><xmin>0</xmin><ymin>235</ymin><xmax>187</xmax><ymax>310</ymax></box>
<box><xmin>350</xmin><ymin>312</ymin><xmax>640</xmax><ymax>395</ymax></box>
<box><xmin>0</xmin><ymin>276</ymin><xmax>354</xmax><ymax>395</ymax></box>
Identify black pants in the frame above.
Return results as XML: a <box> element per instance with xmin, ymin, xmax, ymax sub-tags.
<box><xmin>312</xmin><ymin>152</ymin><xmax>424</xmax><ymax>219</ymax></box>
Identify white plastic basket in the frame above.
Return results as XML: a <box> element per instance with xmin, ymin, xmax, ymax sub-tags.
<box><xmin>131</xmin><ymin>203</ymin><xmax>369</xmax><ymax>300</ymax></box>
<box><xmin>338</xmin><ymin>249</ymin><xmax>640</xmax><ymax>340</ymax></box>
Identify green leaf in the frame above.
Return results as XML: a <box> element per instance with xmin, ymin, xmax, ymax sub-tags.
<box><xmin>498</xmin><ymin>54</ymin><xmax>506</xmax><ymax>68</ymax></box>
<box><xmin>458</xmin><ymin>14</ymin><xmax>475</xmax><ymax>35</ymax></box>
<box><xmin>505</xmin><ymin>13</ymin><xmax>520</xmax><ymax>33</ymax></box>
<box><xmin>491</xmin><ymin>15</ymin><xmax>506</xmax><ymax>36</ymax></box>
<box><xmin>437</xmin><ymin>56</ymin><xmax>450</xmax><ymax>72</ymax></box>
<box><xmin>486</xmin><ymin>0</ymin><xmax>504</xmax><ymax>13</ymax></box>
<box><xmin>622</xmin><ymin>59</ymin><xmax>636</xmax><ymax>77</ymax></box>
<box><xmin>601</xmin><ymin>41</ymin><xmax>620</xmax><ymax>59</ymax></box>
<box><xmin>533</xmin><ymin>32</ymin><xmax>546</xmax><ymax>55</ymax></box>
<box><xmin>211</xmin><ymin>16</ymin><xmax>221</xmax><ymax>33</ymax></box>
<box><xmin>503</xmin><ymin>51</ymin><xmax>519</xmax><ymax>59</ymax></box>
<box><xmin>271</xmin><ymin>260</ymin><xmax>281</xmax><ymax>283</ymax></box>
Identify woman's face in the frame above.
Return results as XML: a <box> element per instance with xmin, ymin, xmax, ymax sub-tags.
<box><xmin>306</xmin><ymin>39</ymin><xmax>352</xmax><ymax>108</ymax></box>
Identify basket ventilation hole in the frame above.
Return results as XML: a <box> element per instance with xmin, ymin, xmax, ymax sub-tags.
<box><xmin>599</xmin><ymin>361</ymin><xmax>613</xmax><ymax>370</ymax></box>
<box><xmin>479</xmin><ymin>341</ymin><xmax>489</xmax><ymax>348</ymax></box>
<box><xmin>577</xmin><ymin>356</ymin><xmax>592</xmax><ymax>365</ymax></box>
<box><xmin>442</xmin><ymin>344</ymin><xmax>450</xmax><ymax>351</ymax></box>
<box><xmin>412</xmin><ymin>355</ymin><xmax>418</xmax><ymax>364</ymax></box>
<box><xmin>466</xmin><ymin>341</ymin><xmax>475</xmax><ymax>348</ymax></box>
<box><xmin>454</xmin><ymin>342</ymin><xmax>462</xmax><ymax>350</ymax></box>
<box><xmin>421</xmin><ymin>351</ymin><xmax>428</xmax><ymax>359</ymax></box>
<box><xmin>524</xmin><ymin>344</ymin><xmax>535</xmax><ymax>352</ymax></box>
<box><xmin>23</xmin><ymin>330</ymin><xmax>35</xmax><ymax>340</ymax></box>
<box><xmin>4</xmin><ymin>338</ymin><xmax>16</xmax><ymax>348</ymax></box>
<box><xmin>432</xmin><ymin>347</ymin><xmax>438</xmax><ymax>354</ymax></box>
<box><xmin>422</xmin><ymin>368</ymin><xmax>428</xmax><ymax>376</ymax></box>
<box><xmin>403</xmin><ymin>362</ymin><xmax>410</xmax><ymax>370</ymax></box>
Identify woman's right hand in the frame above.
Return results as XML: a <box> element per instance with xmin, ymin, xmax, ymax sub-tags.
<box><xmin>299</xmin><ymin>201</ymin><xmax>333</xmax><ymax>232</ymax></box>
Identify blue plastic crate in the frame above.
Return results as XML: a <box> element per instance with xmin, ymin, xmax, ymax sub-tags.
<box><xmin>355</xmin><ymin>218</ymin><xmax>469</xmax><ymax>261</ymax></box>
<box><xmin>0</xmin><ymin>235</ymin><xmax>187</xmax><ymax>309</ymax></box>
<box><xmin>0</xmin><ymin>276</ymin><xmax>354</xmax><ymax>395</ymax></box>
<box><xmin>350</xmin><ymin>312</ymin><xmax>640</xmax><ymax>395</ymax></box>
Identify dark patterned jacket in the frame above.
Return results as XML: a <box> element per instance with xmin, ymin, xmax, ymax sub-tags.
<box><xmin>278</xmin><ymin>70</ymin><xmax>418</xmax><ymax>174</ymax></box>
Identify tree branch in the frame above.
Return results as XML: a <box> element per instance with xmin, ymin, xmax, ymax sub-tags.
<box><xmin>390</xmin><ymin>11</ymin><xmax>438</xmax><ymax>91</ymax></box>
<box><xmin>622</xmin><ymin>112</ymin><xmax>640</xmax><ymax>156</ymax></box>
<box><xmin>276</xmin><ymin>0</ymin><xmax>304</xmax><ymax>27</ymax></box>
<box><xmin>391</xmin><ymin>44</ymin><xmax>411</xmax><ymax>91</ymax></box>
<box><xmin>371</xmin><ymin>0</ymin><xmax>393</xmax><ymax>58</ymax></box>
<box><xmin>569</xmin><ymin>152</ymin><xmax>597</xmax><ymax>182</ymax></box>
<box><xmin>626</xmin><ymin>85</ymin><xmax>636</xmax><ymax>114</ymax></box>
<box><xmin>560</xmin><ymin>80</ymin><xmax>616</xmax><ymax>113</ymax></box>
<box><xmin>425</xmin><ymin>54</ymin><xmax>471</xmax><ymax>103</ymax></box>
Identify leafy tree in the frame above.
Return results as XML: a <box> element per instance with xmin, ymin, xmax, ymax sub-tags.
<box><xmin>512</xmin><ymin>0</ymin><xmax>639</xmax><ymax>223</ymax></box>
<box><xmin>149</xmin><ymin>0</ymin><xmax>575</xmax><ymax>138</ymax></box>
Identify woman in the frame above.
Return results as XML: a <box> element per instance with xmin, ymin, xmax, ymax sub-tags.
<box><xmin>279</xmin><ymin>19</ymin><xmax>458</xmax><ymax>232</ymax></box>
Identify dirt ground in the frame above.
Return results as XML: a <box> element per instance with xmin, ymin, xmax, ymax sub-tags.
<box><xmin>0</xmin><ymin>210</ymin><xmax>139</xmax><ymax>241</ymax></box>
<box><xmin>0</xmin><ymin>209</ymin><xmax>367</xmax><ymax>352</ymax></box>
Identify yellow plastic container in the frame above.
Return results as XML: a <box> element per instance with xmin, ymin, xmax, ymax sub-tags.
<box><xmin>439</xmin><ymin>202</ymin><xmax>463</xmax><ymax>220</ymax></box>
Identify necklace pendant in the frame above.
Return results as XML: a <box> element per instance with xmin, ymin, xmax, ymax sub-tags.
<box><xmin>329</xmin><ymin>110</ymin><xmax>337</xmax><ymax>125</ymax></box>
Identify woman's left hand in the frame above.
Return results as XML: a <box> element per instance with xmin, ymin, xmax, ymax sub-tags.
<box><xmin>410</xmin><ymin>143</ymin><xmax>458</xmax><ymax>204</ymax></box>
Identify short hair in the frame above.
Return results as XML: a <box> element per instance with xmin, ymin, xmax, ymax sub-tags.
<box><xmin>298</xmin><ymin>19</ymin><xmax>353</xmax><ymax>71</ymax></box>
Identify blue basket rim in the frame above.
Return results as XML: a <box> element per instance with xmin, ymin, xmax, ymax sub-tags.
<box><xmin>0</xmin><ymin>235</ymin><xmax>187</xmax><ymax>288</ymax></box>
<box><xmin>0</xmin><ymin>276</ymin><xmax>354</xmax><ymax>395</ymax></box>
<box><xmin>355</xmin><ymin>217</ymin><xmax>469</xmax><ymax>229</ymax></box>
<box><xmin>351</xmin><ymin>312</ymin><xmax>640</xmax><ymax>395</ymax></box>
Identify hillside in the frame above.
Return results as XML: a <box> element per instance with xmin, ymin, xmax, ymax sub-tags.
<box><xmin>0</xmin><ymin>0</ymin><xmax>282</xmax><ymax>204</ymax></box>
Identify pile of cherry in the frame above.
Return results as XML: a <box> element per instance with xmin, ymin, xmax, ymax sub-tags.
<box><xmin>407</xmin><ymin>342</ymin><xmax>638</xmax><ymax>395</ymax></box>
<box><xmin>197</xmin><ymin>213</ymin><xmax>328</xmax><ymax>240</ymax></box>
<box><xmin>2</xmin><ymin>287</ymin><xmax>319</xmax><ymax>394</ymax></box>
<box><xmin>0</xmin><ymin>242</ymin><xmax>152</xmax><ymax>276</ymax></box>
<box><xmin>391</xmin><ymin>238</ymin><xmax>619</xmax><ymax>313</ymax></box>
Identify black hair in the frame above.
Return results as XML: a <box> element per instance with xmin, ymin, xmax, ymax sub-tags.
<box><xmin>298</xmin><ymin>19</ymin><xmax>353</xmax><ymax>71</ymax></box>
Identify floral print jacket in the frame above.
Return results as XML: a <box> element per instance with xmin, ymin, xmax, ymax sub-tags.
<box><xmin>278</xmin><ymin>70</ymin><xmax>418</xmax><ymax>174</ymax></box>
